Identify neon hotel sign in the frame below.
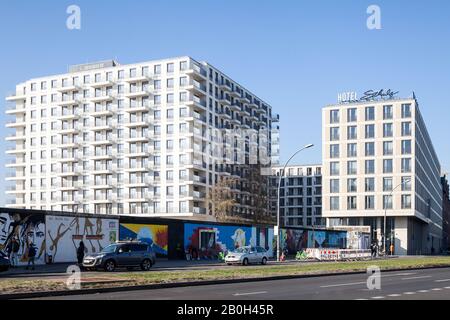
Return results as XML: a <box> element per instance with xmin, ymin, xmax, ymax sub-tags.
<box><xmin>338</xmin><ymin>89</ymin><xmax>399</xmax><ymax>104</ymax></box>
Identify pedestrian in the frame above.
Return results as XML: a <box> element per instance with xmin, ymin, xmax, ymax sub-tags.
<box><xmin>26</xmin><ymin>242</ymin><xmax>37</xmax><ymax>270</ymax></box>
<box><xmin>10</xmin><ymin>237</ymin><xmax>20</xmax><ymax>267</ymax></box>
<box><xmin>77</xmin><ymin>241</ymin><xmax>85</xmax><ymax>265</ymax></box>
<box><xmin>389</xmin><ymin>243</ymin><xmax>394</xmax><ymax>256</ymax></box>
<box><xmin>370</xmin><ymin>242</ymin><xmax>375</xmax><ymax>258</ymax></box>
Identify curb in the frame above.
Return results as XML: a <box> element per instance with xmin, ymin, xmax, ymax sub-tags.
<box><xmin>2</xmin><ymin>264</ymin><xmax>450</xmax><ymax>300</ymax></box>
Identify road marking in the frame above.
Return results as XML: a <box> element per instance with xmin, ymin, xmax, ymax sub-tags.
<box><xmin>401</xmin><ymin>276</ymin><xmax>432</xmax><ymax>281</ymax></box>
<box><xmin>355</xmin><ymin>298</ymin><xmax>369</xmax><ymax>301</ymax></box>
<box><xmin>320</xmin><ymin>281</ymin><xmax>366</xmax><ymax>288</ymax></box>
<box><xmin>383</xmin><ymin>272</ymin><xmax>416</xmax><ymax>278</ymax></box>
<box><xmin>233</xmin><ymin>291</ymin><xmax>268</xmax><ymax>297</ymax></box>
<box><xmin>431</xmin><ymin>288</ymin><xmax>443</xmax><ymax>291</ymax></box>
<box><xmin>435</xmin><ymin>279</ymin><xmax>450</xmax><ymax>283</ymax></box>
<box><xmin>387</xmin><ymin>294</ymin><xmax>401</xmax><ymax>297</ymax></box>
<box><xmin>403</xmin><ymin>292</ymin><xmax>416</xmax><ymax>295</ymax></box>
<box><xmin>371</xmin><ymin>296</ymin><xmax>385</xmax><ymax>299</ymax></box>
<box><xmin>417</xmin><ymin>290</ymin><xmax>430</xmax><ymax>293</ymax></box>
<box><xmin>444</xmin><ymin>287</ymin><xmax>450</xmax><ymax>289</ymax></box>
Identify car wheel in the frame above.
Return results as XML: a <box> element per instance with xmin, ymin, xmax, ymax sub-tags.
<box><xmin>261</xmin><ymin>257</ymin><xmax>267</xmax><ymax>265</ymax></box>
<box><xmin>141</xmin><ymin>259</ymin><xmax>152</xmax><ymax>271</ymax></box>
<box><xmin>104</xmin><ymin>260</ymin><xmax>116</xmax><ymax>272</ymax></box>
<box><xmin>242</xmin><ymin>258</ymin><xmax>249</xmax><ymax>266</ymax></box>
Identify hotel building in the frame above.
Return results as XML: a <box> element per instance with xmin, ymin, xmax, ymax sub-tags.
<box><xmin>322</xmin><ymin>95</ymin><xmax>443</xmax><ymax>255</ymax></box>
<box><xmin>5</xmin><ymin>57</ymin><xmax>279</xmax><ymax>221</ymax></box>
<box><xmin>270</xmin><ymin>165</ymin><xmax>324</xmax><ymax>228</ymax></box>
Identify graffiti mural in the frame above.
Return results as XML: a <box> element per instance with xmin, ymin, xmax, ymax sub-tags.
<box><xmin>119</xmin><ymin>223</ymin><xmax>168</xmax><ymax>256</ymax></box>
<box><xmin>0</xmin><ymin>211</ymin><xmax>46</xmax><ymax>265</ymax></box>
<box><xmin>184</xmin><ymin>223</ymin><xmax>252</xmax><ymax>258</ymax></box>
<box><xmin>281</xmin><ymin>229</ymin><xmax>309</xmax><ymax>255</ymax></box>
<box><xmin>45</xmin><ymin>215</ymin><xmax>118</xmax><ymax>263</ymax></box>
<box><xmin>251</xmin><ymin>227</ymin><xmax>274</xmax><ymax>257</ymax></box>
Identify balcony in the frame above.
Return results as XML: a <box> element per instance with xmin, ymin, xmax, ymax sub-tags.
<box><xmin>125</xmin><ymin>71</ymin><xmax>153</xmax><ymax>83</ymax></box>
<box><xmin>5</xmin><ymin>104</ymin><xmax>26</xmax><ymax>115</ymax></box>
<box><xmin>272</xmin><ymin>114</ymin><xmax>280</xmax><ymax>123</ymax></box>
<box><xmin>185</xmin><ymin>80</ymin><xmax>207</xmax><ymax>96</ymax></box>
<box><xmin>6</xmin><ymin>92</ymin><xmax>27</xmax><ymax>101</ymax></box>
<box><xmin>6</xmin><ymin>120</ymin><xmax>26</xmax><ymax>128</ymax></box>
<box><xmin>185</xmin><ymin>63</ymin><xmax>207</xmax><ymax>80</ymax></box>
<box><xmin>124</xmin><ymin>86</ymin><xmax>152</xmax><ymax>98</ymax></box>
<box><xmin>57</xmin><ymin>83</ymin><xmax>82</xmax><ymax>93</ymax></box>
<box><xmin>193</xmin><ymin>207</ymin><xmax>207</xmax><ymax>215</ymax></box>
<box><xmin>218</xmin><ymin>80</ymin><xmax>232</xmax><ymax>92</ymax></box>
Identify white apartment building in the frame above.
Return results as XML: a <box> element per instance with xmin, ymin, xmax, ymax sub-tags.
<box><xmin>270</xmin><ymin>165</ymin><xmax>324</xmax><ymax>228</ymax></box>
<box><xmin>322</xmin><ymin>95</ymin><xmax>443</xmax><ymax>255</ymax></box>
<box><xmin>5</xmin><ymin>57</ymin><xmax>279</xmax><ymax>221</ymax></box>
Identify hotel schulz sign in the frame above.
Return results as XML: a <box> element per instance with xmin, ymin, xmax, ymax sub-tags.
<box><xmin>338</xmin><ymin>89</ymin><xmax>399</xmax><ymax>104</ymax></box>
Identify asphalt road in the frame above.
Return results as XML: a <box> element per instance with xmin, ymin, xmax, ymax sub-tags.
<box><xmin>33</xmin><ymin>267</ymin><xmax>450</xmax><ymax>300</ymax></box>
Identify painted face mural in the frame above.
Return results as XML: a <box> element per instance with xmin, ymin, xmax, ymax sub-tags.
<box><xmin>0</xmin><ymin>213</ymin><xmax>13</xmax><ymax>246</ymax></box>
<box><xmin>231</xmin><ymin>228</ymin><xmax>246</xmax><ymax>248</ymax></box>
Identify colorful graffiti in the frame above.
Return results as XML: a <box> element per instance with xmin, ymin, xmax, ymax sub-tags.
<box><xmin>251</xmin><ymin>227</ymin><xmax>275</xmax><ymax>257</ymax></box>
<box><xmin>0</xmin><ymin>212</ymin><xmax>46</xmax><ymax>265</ymax></box>
<box><xmin>184</xmin><ymin>223</ymin><xmax>252</xmax><ymax>258</ymax></box>
<box><xmin>119</xmin><ymin>223</ymin><xmax>168</xmax><ymax>256</ymax></box>
<box><xmin>281</xmin><ymin>228</ymin><xmax>347</xmax><ymax>255</ymax></box>
<box><xmin>45</xmin><ymin>215</ymin><xmax>118</xmax><ymax>263</ymax></box>
<box><xmin>281</xmin><ymin>229</ymin><xmax>308</xmax><ymax>255</ymax></box>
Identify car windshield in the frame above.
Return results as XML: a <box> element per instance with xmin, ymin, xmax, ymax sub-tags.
<box><xmin>101</xmin><ymin>244</ymin><xmax>118</xmax><ymax>254</ymax></box>
<box><xmin>233</xmin><ymin>247</ymin><xmax>250</xmax><ymax>253</ymax></box>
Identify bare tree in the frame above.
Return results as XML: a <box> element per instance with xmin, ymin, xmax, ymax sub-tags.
<box><xmin>208</xmin><ymin>175</ymin><xmax>238</xmax><ymax>223</ymax></box>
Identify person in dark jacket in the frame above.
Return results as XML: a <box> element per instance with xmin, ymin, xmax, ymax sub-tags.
<box><xmin>26</xmin><ymin>243</ymin><xmax>37</xmax><ymax>270</ymax></box>
<box><xmin>77</xmin><ymin>241</ymin><xmax>85</xmax><ymax>265</ymax></box>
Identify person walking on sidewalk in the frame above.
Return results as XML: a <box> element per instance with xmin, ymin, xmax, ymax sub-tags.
<box><xmin>26</xmin><ymin>242</ymin><xmax>37</xmax><ymax>270</ymax></box>
<box><xmin>10</xmin><ymin>237</ymin><xmax>20</xmax><ymax>267</ymax></box>
<box><xmin>77</xmin><ymin>241</ymin><xmax>86</xmax><ymax>266</ymax></box>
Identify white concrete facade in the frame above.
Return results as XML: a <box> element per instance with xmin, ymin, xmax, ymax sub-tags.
<box><xmin>270</xmin><ymin>165</ymin><xmax>324</xmax><ymax>228</ymax></box>
<box><xmin>5</xmin><ymin>57</ymin><xmax>279</xmax><ymax>221</ymax></box>
<box><xmin>322</xmin><ymin>97</ymin><xmax>443</xmax><ymax>255</ymax></box>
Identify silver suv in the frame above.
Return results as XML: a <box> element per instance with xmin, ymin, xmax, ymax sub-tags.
<box><xmin>83</xmin><ymin>241</ymin><xmax>156</xmax><ymax>272</ymax></box>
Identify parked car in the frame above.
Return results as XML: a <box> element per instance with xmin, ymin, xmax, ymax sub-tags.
<box><xmin>225</xmin><ymin>246</ymin><xmax>269</xmax><ymax>266</ymax></box>
<box><xmin>82</xmin><ymin>241</ymin><xmax>156</xmax><ymax>272</ymax></box>
<box><xmin>0</xmin><ymin>251</ymin><xmax>11</xmax><ymax>272</ymax></box>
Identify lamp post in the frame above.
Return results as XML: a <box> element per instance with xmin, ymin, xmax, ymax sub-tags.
<box><xmin>276</xmin><ymin>144</ymin><xmax>314</xmax><ymax>262</ymax></box>
<box><xmin>383</xmin><ymin>178</ymin><xmax>412</xmax><ymax>255</ymax></box>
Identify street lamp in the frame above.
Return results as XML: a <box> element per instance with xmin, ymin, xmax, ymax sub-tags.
<box><xmin>276</xmin><ymin>144</ymin><xmax>314</xmax><ymax>262</ymax></box>
<box><xmin>383</xmin><ymin>178</ymin><xmax>412</xmax><ymax>255</ymax></box>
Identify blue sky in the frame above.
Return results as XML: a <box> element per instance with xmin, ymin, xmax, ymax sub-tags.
<box><xmin>0</xmin><ymin>0</ymin><xmax>449</xmax><ymax>205</ymax></box>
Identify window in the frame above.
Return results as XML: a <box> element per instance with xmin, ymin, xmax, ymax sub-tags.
<box><xmin>401</xmin><ymin>140</ymin><xmax>412</xmax><ymax>154</ymax></box>
<box><xmin>365</xmin><ymin>178</ymin><xmax>375</xmax><ymax>192</ymax></box>
<box><xmin>347</xmin><ymin>143</ymin><xmax>357</xmax><ymax>157</ymax></box>
<box><xmin>330</xmin><ymin>110</ymin><xmax>340</xmax><ymax>124</ymax></box>
<box><xmin>330</xmin><ymin>127</ymin><xmax>340</xmax><ymax>141</ymax></box>
<box><xmin>365</xmin><ymin>142</ymin><xmax>375</xmax><ymax>156</ymax></box>
<box><xmin>365</xmin><ymin>160</ymin><xmax>375</xmax><ymax>174</ymax></box>
<box><xmin>365</xmin><ymin>196</ymin><xmax>375</xmax><ymax>209</ymax></box>
<box><xmin>383</xmin><ymin>123</ymin><xmax>393</xmax><ymax>137</ymax></box>
<box><xmin>383</xmin><ymin>141</ymin><xmax>393</xmax><ymax>155</ymax></box>
<box><xmin>167</xmin><ymin>78</ymin><xmax>174</xmax><ymax>89</ymax></box>
<box><xmin>330</xmin><ymin>144</ymin><xmax>340</xmax><ymax>158</ymax></box>
<box><xmin>347</xmin><ymin>108</ymin><xmax>357</xmax><ymax>122</ymax></box>
<box><xmin>330</xmin><ymin>179</ymin><xmax>340</xmax><ymax>193</ymax></box>
<box><xmin>330</xmin><ymin>162</ymin><xmax>340</xmax><ymax>176</ymax></box>
<box><xmin>383</xmin><ymin>159</ymin><xmax>393</xmax><ymax>173</ymax></box>
<box><xmin>330</xmin><ymin>197</ymin><xmax>339</xmax><ymax>210</ymax></box>
<box><xmin>402</xmin><ymin>122</ymin><xmax>412</xmax><ymax>136</ymax></box>
<box><xmin>383</xmin><ymin>177</ymin><xmax>393</xmax><ymax>192</ymax></box>
<box><xmin>402</xmin><ymin>195</ymin><xmax>412</xmax><ymax>209</ymax></box>
<box><xmin>383</xmin><ymin>105</ymin><xmax>393</xmax><ymax>119</ymax></box>
<box><xmin>383</xmin><ymin>195</ymin><xmax>393</xmax><ymax>209</ymax></box>
<box><xmin>401</xmin><ymin>104</ymin><xmax>411</xmax><ymax>118</ymax></box>
<box><xmin>180</xmin><ymin>61</ymin><xmax>188</xmax><ymax>71</ymax></box>
<box><xmin>167</xmin><ymin>63</ymin><xmax>174</xmax><ymax>73</ymax></box>
<box><xmin>402</xmin><ymin>177</ymin><xmax>412</xmax><ymax>191</ymax></box>
<box><xmin>365</xmin><ymin>106</ymin><xmax>375</xmax><ymax>121</ymax></box>
<box><xmin>347</xmin><ymin>178</ymin><xmax>357</xmax><ymax>192</ymax></box>
<box><xmin>365</xmin><ymin>124</ymin><xmax>375</xmax><ymax>138</ymax></box>
<box><xmin>347</xmin><ymin>126</ymin><xmax>357</xmax><ymax>140</ymax></box>
<box><xmin>347</xmin><ymin>161</ymin><xmax>357</xmax><ymax>175</ymax></box>
<box><xmin>154</xmin><ymin>64</ymin><xmax>161</xmax><ymax>74</ymax></box>
<box><xmin>347</xmin><ymin>196</ymin><xmax>357</xmax><ymax>210</ymax></box>
<box><xmin>401</xmin><ymin>158</ymin><xmax>412</xmax><ymax>173</ymax></box>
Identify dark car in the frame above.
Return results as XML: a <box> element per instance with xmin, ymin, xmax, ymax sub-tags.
<box><xmin>0</xmin><ymin>251</ymin><xmax>11</xmax><ymax>272</ymax></box>
<box><xmin>82</xmin><ymin>241</ymin><xmax>156</xmax><ymax>272</ymax></box>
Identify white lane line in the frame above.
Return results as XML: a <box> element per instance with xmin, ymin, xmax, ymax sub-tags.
<box><xmin>233</xmin><ymin>291</ymin><xmax>268</xmax><ymax>297</ymax></box>
<box><xmin>417</xmin><ymin>290</ymin><xmax>430</xmax><ymax>293</ymax></box>
<box><xmin>445</xmin><ymin>287</ymin><xmax>450</xmax><ymax>289</ymax></box>
<box><xmin>320</xmin><ymin>281</ymin><xmax>366</xmax><ymax>288</ymax></box>
<box><xmin>431</xmin><ymin>288</ymin><xmax>443</xmax><ymax>291</ymax></box>
<box><xmin>387</xmin><ymin>294</ymin><xmax>402</xmax><ymax>297</ymax></box>
<box><xmin>371</xmin><ymin>296</ymin><xmax>385</xmax><ymax>299</ymax></box>
<box><xmin>355</xmin><ymin>298</ymin><xmax>369</xmax><ymax>301</ymax></box>
<box><xmin>403</xmin><ymin>292</ymin><xmax>416</xmax><ymax>295</ymax></box>
<box><xmin>435</xmin><ymin>279</ymin><xmax>450</xmax><ymax>283</ymax></box>
<box><xmin>383</xmin><ymin>272</ymin><xmax>417</xmax><ymax>278</ymax></box>
<box><xmin>401</xmin><ymin>276</ymin><xmax>432</xmax><ymax>281</ymax></box>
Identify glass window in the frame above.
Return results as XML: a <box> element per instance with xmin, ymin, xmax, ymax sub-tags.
<box><xmin>330</xmin><ymin>110</ymin><xmax>340</xmax><ymax>124</ymax></box>
<box><xmin>347</xmin><ymin>143</ymin><xmax>357</xmax><ymax>157</ymax></box>
<box><xmin>330</xmin><ymin>144</ymin><xmax>340</xmax><ymax>158</ymax></box>
<box><xmin>365</xmin><ymin>196</ymin><xmax>375</xmax><ymax>209</ymax></box>
<box><xmin>383</xmin><ymin>177</ymin><xmax>393</xmax><ymax>192</ymax></box>
<box><xmin>365</xmin><ymin>142</ymin><xmax>375</xmax><ymax>156</ymax></box>
<box><xmin>365</xmin><ymin>124</ymin><xmax>375</xmax><ymax>138</ymax></box>
<box><xmin>167</xmin><ymin>63</ymin><xmax>174</xmax><ymax>73</ymax></box>
<box><xmin>347</xmin><ymin>161</ymin><xmax>357</xmax><ymax>175</ymax></box>
<box><xmin>383</xmin><ymin>141</ymin><xmax>393</xmax><ymax>155</ymax></box>
<box><xmin>402</xmin><ymin>140</ymin><xmax>412</xmax><ymax>154</ymax></box>
<box><xmin>347</xmin><ymin>126</ymin><xmax>357</xmax><ymax>140</ymax></box>
<box><xmin>402</xmin><ymin>195</ymin><xmax>412</xmax><ymax>209</ymax></box>
<box><xmin>402</xmin><ymin>158</ymin><xmax>412</xmax><ymax>173</ymax></box>
<box><xmin>330</xmin><ymin>197</ymin><xmax>339</xmax><ymax>210</ymax></box>
<box><xmin>401</xmin><ymin>104</ymin><xmax>411</xmax><ymax>118</ymax></box>
<box><xmin>365</xmin><ymin>106</ymin><xmax>375</xmax><ymax>121</ymax></box>
<box><xmin>365</xmin><ymin>178</ymin><xmax>375</xmax><ymax>192</ymax></box>
<box><xmin>402</xmin><ymin>177</ymin><xmax>412</xmax><ymax>191</ymax></box>
<box><xmin>365</xmin><ymin>160</ymin><xmax>375</xmax><ymax>174</ymax></box>
<box><xmin>383</xmin><ymin>195</ymin><xmax>393</xmax><ymax>210</ymax></box>
<box><xmin>347</xmin><ymin>196</ymin><xmax>357</xmax><ymax>210</ymax></box>
<box><xmin>383</xmin><ymin>105</ymin><xmax>393</xmax><ymax>119</ymax></box>
<box><xmin>330</xmin><ymin>162</ymin><xmax>340</xmax><ymax>176</ymax></box>
<box><xmin>347</xmin><ymin>108</ymin><xmax>357</xmax><ymax>122</ymax></box>
<box><xmin>383</xmin><ymin>159</ymin><xmax>393</xmax><ymax>173</ymax></box>
<box><xmin>402</xmin><ymin>122</ymin><xmax>412</xmax><ymax>136</ymax></box>
<box><xmin>330</xmin><ymin>179</ymin><xmax>340</xmax><ymax>193</ymax></box>
<box><xmin>347</xmin><ymin>178</ymin><xmax>357</xmax><ymax>192</ymax></box>
<box><xmin>330</xmin><ymin>127</ymin><xmax>340</xmax><ymax>141</ymax></box>
<box><xmin>383</xmin><ymin>123</ymin><xmax>393</xmax><ymax>137</ymax></box>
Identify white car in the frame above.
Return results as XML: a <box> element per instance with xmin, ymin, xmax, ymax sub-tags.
<box><xmin>225</xmin><ymin>246</ymin><xmax>269</xmax><ymax>266</ymax></box>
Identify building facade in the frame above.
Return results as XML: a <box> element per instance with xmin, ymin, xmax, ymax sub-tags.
<box><xmin>322</xmin><ymin>95</ymin><xmax>443</xmax><ymax>255</ymax></box>
<box><xmin>270</xmin><ymin>165</ymin><xmax>324</xmax><ymax>228</ymax></box>
<box><xmin>442</xmin><ymin>175</ymin><xmax>450</xmax><ymax>251</ymax></box>
<box><xmin>5</xmin><ymin>57</ymin><xmax>279</xmax><ymax>221</ymax></box>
